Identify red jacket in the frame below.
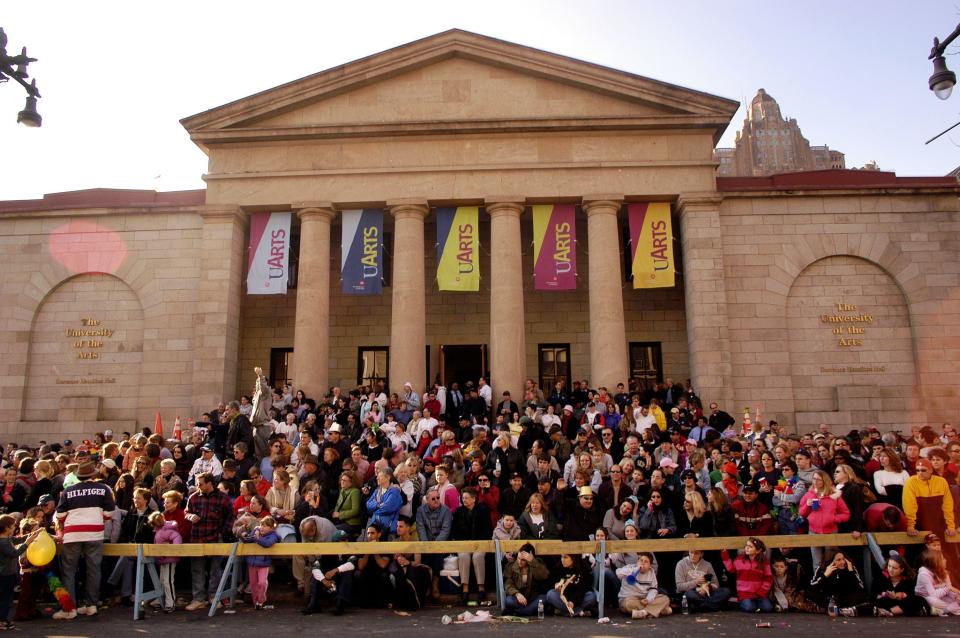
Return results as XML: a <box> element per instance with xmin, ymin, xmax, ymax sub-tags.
<box><xmin>799</xmin><ymin>490</ymin><xmax>850</xmax><ymax>534</ymax></box>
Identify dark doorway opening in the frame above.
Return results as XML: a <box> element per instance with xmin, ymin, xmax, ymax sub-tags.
<box><xmin>440</xmin><ymin>344</ymin><xmax>487</xmax><ymax>388</ymax></box>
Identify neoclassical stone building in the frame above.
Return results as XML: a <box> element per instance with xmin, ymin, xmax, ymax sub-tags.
<box><xmin>1</xmin><ymin>30</ymin><xmax>957</xmax><ymax>442</ymax></box>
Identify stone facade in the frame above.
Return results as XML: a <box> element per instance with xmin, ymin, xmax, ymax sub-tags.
<box><xmin>0</xmin><ymin>31</ymin><xmax>957</xmax><ymax>442</ymax></box>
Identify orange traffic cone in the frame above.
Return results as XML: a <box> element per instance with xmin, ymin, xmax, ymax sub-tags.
<box><xmin>154</xmin><ymin>412</ymin><xmax>164</xmax><ymax>437</ymax></box>
<box><xmin>173</xmin><ymin>416</ymin><xmax>182</xmax><ymax>441</ymax></box>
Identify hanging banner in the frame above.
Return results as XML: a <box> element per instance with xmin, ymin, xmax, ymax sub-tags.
<box><xmin>628</xmin><ymin>202</ymin><xmax>675</xmax><ymax>289</ymax></box>
<box><xmin>340</xmin><ymin>208</ymin><xmax>384</xmax><ymax>295</ymax></box>
<box><xmin>532</xmin><ymin>204</ymin><xmax>577</xmax><ymax>291</ymax></box>
<box><xmin>436</xmin><ymin>206</ymin><xmax>480</xmax><ymax>291</ymax></box>
<box><xmin>246</xmin><ymin>212</ymin><xmax>291</xmax><ymax>295</ymax></box>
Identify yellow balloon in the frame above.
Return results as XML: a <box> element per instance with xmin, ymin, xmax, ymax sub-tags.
<box><xmin>26</xmin><ymin>529</ymin><xmax>56</xmax><ymax>567</ymax></box>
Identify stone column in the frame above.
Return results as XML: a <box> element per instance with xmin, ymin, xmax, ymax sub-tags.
<box><xmin>486</xmin><ymin>198</ymin><xmax>526</xmax><ymax>400</ymax></box>
<box><xmin>388</xmin><ymin>199</ymin><xmax>429</xmax><ymax>392</ymax></box>
<box><xmin>192</xmin><ymin>206</ymin><xmax>247</xmax><ymax>413</ymax></box>
<box><xmin>676</xmin><ymin>193</ymin><xmax>732</xmax><ymax>406</ymax></box>
<box><xmin>583</xmin><ymin>196</ymin><xmax>629</xmax><ymax>390</ymax></box>
<box><xmin>291</xmin><ymin>203</ymin><xmax>336</xmax><ymax>398</ymax></box>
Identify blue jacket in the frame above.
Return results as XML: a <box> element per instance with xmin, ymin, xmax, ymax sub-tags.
<box><xmin>242</xmin><ymin>529</ymin><xmax>280</xmax><ymax>567</ymax></box>
<box><xmin>366</xmin><ymin>485</ymin><xmax>403</xmax><ymax>534</ymax></box>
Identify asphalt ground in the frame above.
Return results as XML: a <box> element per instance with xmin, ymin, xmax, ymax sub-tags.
<box><xmin>12</xmin><ymin>598</ymin><xmax>960</xmax><ymax>637</ymax></box>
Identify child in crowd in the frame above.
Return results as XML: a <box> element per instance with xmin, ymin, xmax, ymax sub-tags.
<box><xmin>721</xmin><ymin>537</ymin><xmax>774</xmax><ymax>613</ymax></box>
<box><xmin>0</xmin><ymin>514</ymin><xmax>40</xmax><ymax>629</ymax></box>
<box><xmin>916</xmin><ymin>550</ymin><xmax>960</xmax><ymax>616</ymax></box>
<box><xmin>616</xmin><ymin>551</ymin><xmax>671</xmax><ymax>619</ymax></box>
<box><xmin>242</xmin><ymin>516</ymin><xmax>281</xmax><ymax>610</ymax></box>
<box><xmin>151</xmin><ymin>511</ymin><xmax>182</xmax><ymax>612</ymax></box>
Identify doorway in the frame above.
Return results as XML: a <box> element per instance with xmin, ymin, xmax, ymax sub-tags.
<box><xmin>440</xmin><ymin>344</ymin><xmax>487</xmax><ymax>388</ymax></box>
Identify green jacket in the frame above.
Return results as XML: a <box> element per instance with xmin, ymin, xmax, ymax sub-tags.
<box><xmin>504</xmin><ymin>557</ymin><xmax>549</xmax><ymax>597</ymax></box>
<box><xmin>335</xmin><ymin>487</ymin><xmax>363</xmax><ymax>526</ymax></box>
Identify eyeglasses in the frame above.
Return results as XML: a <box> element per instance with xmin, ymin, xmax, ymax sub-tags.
<box><xmin>478</xmin><ymin>479</ymin><xmax>490</xmax><ymax>483</ymax></box>
<box><xmin>610</xmin><ymin>470</ymin><xmax>622</xmax><ymax>474</ymax></box>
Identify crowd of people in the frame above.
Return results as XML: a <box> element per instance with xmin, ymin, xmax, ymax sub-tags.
<box><xmin>2</xmin><ymin>373</ymin><xmax>960</xmax><ymax>627</ymax></box>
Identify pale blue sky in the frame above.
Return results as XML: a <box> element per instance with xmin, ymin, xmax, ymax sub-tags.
<box><xmin>1</xmin><ymin>1</ymin><xmax>957</xmax><ymax>200</ymax></box>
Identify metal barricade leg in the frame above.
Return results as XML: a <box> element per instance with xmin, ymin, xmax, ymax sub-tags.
<box><xmin>133</xmin><ymin>545</ymin><xmax>144</xmax><ymax>621</ymax></box>
<box><xmin>209</xmin><ymin>543</ymin><xmax>239</xmax><ymax>618</ymax></box>
<box><xmin>597</xmin><ymin>539</ymin><xmax>606</xmax><ymax>619</ymax></box>
<box><xmin>494</xmin><ymin>539</ymin><xmax>506</xmax><ymax>613</ymax></box>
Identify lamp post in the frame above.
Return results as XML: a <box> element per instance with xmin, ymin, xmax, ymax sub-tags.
<box><xmin>0</xmin><ymin>27</ymin><xmax>41</xmax><ymax>127</ymax></box>
<box><xmin>929</xmin><ymin>24</ymin><xmax>960</xmax><ymax>100</ymax></box>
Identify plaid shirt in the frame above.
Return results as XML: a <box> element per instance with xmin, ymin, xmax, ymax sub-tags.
<box><xmin>185</xmin><ymin>489</ymin><xmax>234</xmax><ymax>543</ymax></box>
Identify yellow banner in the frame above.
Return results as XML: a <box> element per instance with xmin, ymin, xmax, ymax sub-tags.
<box><xmin>436</xmin><ymin>206</ymin><xmax>480</xmax><ymax>291</ymax></box>
<box><xmin>628</xmin><ymin>202</ymin><xmax>675</xmax><ymax>289</ymax></box>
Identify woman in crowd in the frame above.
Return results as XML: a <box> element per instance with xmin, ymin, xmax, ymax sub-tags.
<box><xmin>807</xmin><ymin>550</ymin><xmax>868</xmax><ymax>616</ymax></box>
<box><xmin>721</xmin><ymin>537</ymin><xmax>774</xmax><ymax>613</ymax></box>
<box><xmin>708</xmin><ymin>487</ymin><xmax>736</xmax><ymax>537</ymax></box>
<box><xmin>798</xmin><ymin>469</ymin><xmax>850</xmax><ymax>571</ymax></box>
<box><xmin>772</xmin><ymin>460</ymin><xmax>806</xmax><ymax>534</ymax></box>
<box><xmin>874</xmin><ymin>552</ymin><xmax>926</xmax><ymax>617</ymax></box>
<box><xmin>519</xmin><ymin>493</ymin><xmax>560</xmax><ymax>540</ymax></box>
<box><xmin>833</xmin><ymin>463</ymin><xmax>871</xmax><ymax>537</ymax></box>
<box><xmin>873</xmin><ymin>447</ymin><xmax>910</xmax><ymax>505</ymax></box>
<box><xmin>638</xmin><ymin>489</ymin><xmax>676</xmax><ymax>539</ymax></box>
<box><xmin>366</xmin><ymin>467</ymin><xmax>403</xmax><ymax>535</ymax></box>
<box><xmin>602</xmin><ymin>497</ymin><xmax>636</xmax><ymax>540</ymax></box>
<box><xmin>452</xmin><ymin>487</ymin><xmax>493</xmax><ymax>604</ymax></box>
<box><xmin>545</xmin><ymin>553</ymin><xmax>597</xmax><ymax>617</ymax></box>
<box><xmin>677</xmin><ymin>490</ymin><xmax>713</xmax><ymax>538</ymax></box>
<box><xmin>266</xmin><ymin>469</ymin><xmax>297</xmax><ymax>526</ymax></box>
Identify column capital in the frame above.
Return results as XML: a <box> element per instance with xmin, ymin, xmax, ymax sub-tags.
<box><xmin>582</xmin><ymin>196</ymin><xmax>624</xmax><ymax>216</ymax></box>
<box><xmin>387</xmin><ymin>199</ymin><xmax>429</xmax><ymax>220</ymax></box>
<box><xmin>485</xmin><ymin>199</ymin><xmax>525</xmax><ymax>218</ymax></box>
<box><xmin>295</xmin><ymin>205</ymin><xmax>336</xmax><ymax>223</ymax></box>
<box><xmin>676</xmin><ymin>192</ymin><xmax>724</xmax><ymax>214</ymax></box>
<box><xmin>198</xmin><ymin>205</ymin><xmax>246</xmax><ymax>225</ymax></box>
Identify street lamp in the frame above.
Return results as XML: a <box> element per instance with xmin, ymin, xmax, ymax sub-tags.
<box><xmin>929</xmin><ymin>24</ymin><xmax>960</xmax><ymax>100</ymax></box>
<box><xmin>0</xmin><ymin>27</ymin><xmax>41</xmax><ymax>126</ymax></box>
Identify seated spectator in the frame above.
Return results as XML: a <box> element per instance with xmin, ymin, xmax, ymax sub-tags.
<box><xmin>545</xmin><ymin>553</ymin><xmax>597</xmax><ymax>617</ymax></box>
<box><xmin>676</xmin><ymin>549</ymin><xmax>729</xmax><ymax>612</ymax></box>
<box><xmin>806</xmin><ymin>550</ymin><xmax>868</xmax><ymax>616</ymax></box>
<box><xmin>916</xmin><ymin>549</ymin><xmax>960</xmax><ymax>616</ymax></box>
<box><xmin>769</xmin><ymin>553</ymin><xmax>818</xmax><ymax>613</ymax></box>
<box><xmin>616</xmin><ymin>551</ymin><xmax>671</xmax><ymax>619</ymax></box>
<box><xmin>721</xmin><ymin>537</ymin><xmax>774</xmax><ymax>613</ymax></box>
<box><xmin>731</xmin><ymin>484</ymin><xmax>774</xmax><ymax>537</ymax></box>
<box><xmin>874</xmin><ymin>552</ymin><xmax>926</xmax><ymax>617</ymax></box>
<box><xmin>502</xmin><ymin>543</ymin><xmax>550</xmax><ymax>616</ymax></box>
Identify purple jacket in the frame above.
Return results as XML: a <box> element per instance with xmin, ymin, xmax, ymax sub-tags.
<box><xmin>153</xmin><ymin>520</ymin><xmax>183</xmax><ymax>564</ymax></box>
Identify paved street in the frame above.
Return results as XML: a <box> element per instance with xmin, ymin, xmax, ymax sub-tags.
<box><xmin>15</xmin><ymin>602</ymin><xmax>960</xmax><ymax>637</ymax></box>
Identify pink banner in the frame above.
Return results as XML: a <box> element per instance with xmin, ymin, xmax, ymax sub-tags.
<box><xmin>532</xmin><ymin>204</ymin><xmax>577</xmax><ymax>290</ymax></box>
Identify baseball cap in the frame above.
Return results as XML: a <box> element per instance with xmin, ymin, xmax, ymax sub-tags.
<box><xmin>659</xmin><ymin>457</ymin><xmax>679</xmax><ymax>469</ymax></box>
<box><xmin>38</xmin><ymin>494</ymin><xmax>55</xmax><ymax>506</ymax></box>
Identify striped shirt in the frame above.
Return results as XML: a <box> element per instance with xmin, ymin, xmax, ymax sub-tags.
<box><xmin>56</xmin><ymin>480</ymin><xmax>116</xmax><ymax>544</ymax></box>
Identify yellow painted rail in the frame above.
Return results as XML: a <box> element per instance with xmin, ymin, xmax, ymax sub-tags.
<box><xmin>102</xmin><ymin>531</ymin><xmax>933</xmax><ymax>558</ymax></box>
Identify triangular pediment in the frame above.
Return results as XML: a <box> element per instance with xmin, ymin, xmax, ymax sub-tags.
<box><xmin>182</xmin><ymin>29</ymin><xmax>738</xmax><ymax>144</ymax></box>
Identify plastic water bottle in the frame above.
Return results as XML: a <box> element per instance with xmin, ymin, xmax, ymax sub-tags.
<box><xmin>681</xmin><ymin>595</ymin><xmax>690</xmax><ymax>615</ymax></box>
<box><xmin>537</xmin><ymin>599</ymin><xmax>544</xmax><ymax>621</ymax></box>
<box><xmin>827</xmin><ymin>596</ymin><xmax>838</xmax><ymax>618</ymax></box>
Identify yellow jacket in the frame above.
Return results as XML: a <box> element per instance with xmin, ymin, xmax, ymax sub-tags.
<box><xmin>652</xmin><ymin>406</ymin><xmax>667</xmax><ymax>432</ymax></box>
<box><xmin>902</xmin><ymin>474</ymin><xmax>955</xmax><ymax>530</ymax></box>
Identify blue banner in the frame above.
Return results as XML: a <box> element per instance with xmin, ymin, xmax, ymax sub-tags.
<box><xmin>340</xmin><ymin>208</ymin><xmax>383</xmax><ymax>295</ymax></box>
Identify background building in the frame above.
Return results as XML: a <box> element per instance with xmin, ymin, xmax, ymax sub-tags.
<box><xmin>716</xmin><ymin>88</ymin><xmax>846</xmax><ymax>177</ymax></box>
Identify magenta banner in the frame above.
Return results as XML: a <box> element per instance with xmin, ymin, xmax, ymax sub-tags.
<box><xmin>532</xmin><ymin>204</ymin><xmax>577</xmax><ymax>290</ymax></box>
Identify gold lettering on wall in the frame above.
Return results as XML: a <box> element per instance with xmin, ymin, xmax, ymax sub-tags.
<box><xmin>65</xmin><ymin>317</ymin><xmax>113</xmax><ymax>360</ymax></box>
<box><xmin>819</xmin><ymin>303</ymin><xmax>874</xmax><ymax>348</ymax></box>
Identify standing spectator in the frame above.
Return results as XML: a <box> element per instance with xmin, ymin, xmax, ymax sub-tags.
<box><xmin>54</xmin><ymin>461</ymin><xmax>116</xmax><ymax>619</ymax></box>
<box><xmin>184</xmin><ymin>472</ymin><xmax>234</xmax><ymax>611</ymax></box>
<box><xmin>150</xmin><ymin>511</ymin><xmax>182</xmax><ymax>613</ymax></box>
<box><xmin>799</xmin><ymin>470</ymin><xmax>850</xmax><ymax>572</ymax></box>
<box><xmin>0</xmin><ymin>516</ymin><xmax>40</xmax><ymax>629</ymax></box>
<box><xmin>452</xmin><ymin>487</ymin><xmax>493</xmax><ymax>604</ymax></box>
